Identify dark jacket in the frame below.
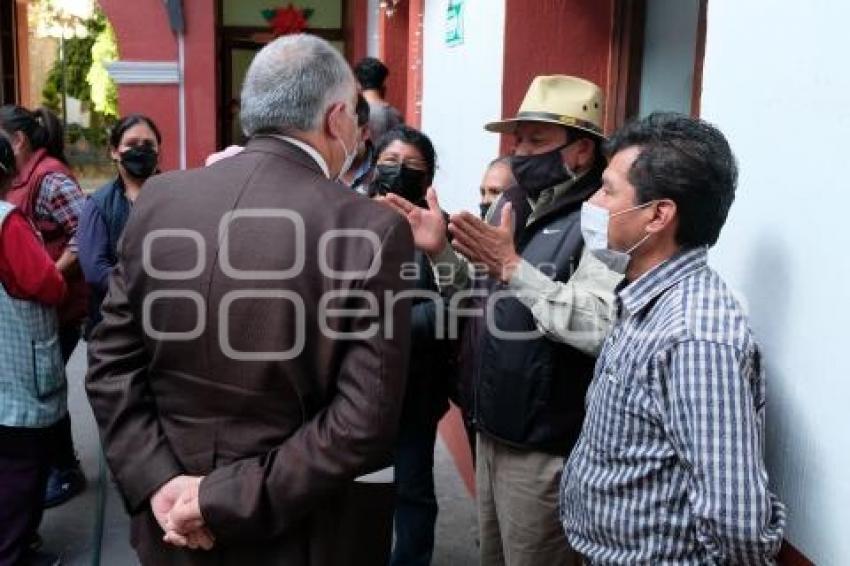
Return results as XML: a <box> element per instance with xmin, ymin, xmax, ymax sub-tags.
<box><xmin>85</xmin><ymin>137</ymin><xmax>414</xmax><ymax>565</ymax></box>
<box><xmin>464</xmin><ymin>167</ymin><xmax>603</xmax><ymax>456</ymax></box>
<box><xmin>78</xmin><ymin>177</ymin><xmax>131</xmax><ymax>335</ymax></box>
<box><xmin>402</xmin><ymin>249</ymin><xmax>452</xmax><ymax>428</ymax></box>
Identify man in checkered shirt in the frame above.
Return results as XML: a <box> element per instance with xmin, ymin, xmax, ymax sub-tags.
<box><xmin>561</xmin><ymin>113</ymin><xmax>786</xmax><ymax>564</ymax></box>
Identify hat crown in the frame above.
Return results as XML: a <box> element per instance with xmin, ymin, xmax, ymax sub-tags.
<box><xmin>518</xmin><ymin>75</ymin><xmax>604</xmax><ymax>134</ymax></box>
<box><xmin>485</xmin><ymin>75</ymin><xmax>605</xmax><ymax>138</ymax></box>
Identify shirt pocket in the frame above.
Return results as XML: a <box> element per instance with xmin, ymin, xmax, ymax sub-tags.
<box><xmin>31</xmin><ymin>336</ymin><xmax>66</xmax><ymax>400</ymax></box>
<box><xmin>585</xmin><ymin>361</ymin><xmax>658</xmax><ymax>456</ymax></box>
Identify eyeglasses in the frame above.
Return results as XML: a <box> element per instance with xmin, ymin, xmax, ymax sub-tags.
<box><xmin>377</xmin><ymin>156</ymin><xmax>428</xmax><ymax>171</ymax></box>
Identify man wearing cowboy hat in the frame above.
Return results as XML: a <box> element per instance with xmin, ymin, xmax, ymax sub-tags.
<box><xmin>383</xmin><ymin>75</ymin><xmax>622</xmax><ymax>565</ymax></box>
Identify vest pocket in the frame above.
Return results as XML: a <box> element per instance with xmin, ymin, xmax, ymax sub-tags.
<box><xmin>31</xmin><ymin>336</ymin><xmax>66</xmax><ymax>400</ymax></box>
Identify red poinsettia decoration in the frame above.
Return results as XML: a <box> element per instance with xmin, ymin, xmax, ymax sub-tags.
<box><xmin>262</xmin><ymin>4</ymin><xmax>314</xmax><ymax>37</ymax></box>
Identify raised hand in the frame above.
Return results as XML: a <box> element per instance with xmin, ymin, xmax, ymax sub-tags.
<box><xmin>448</xmin><ymin>201</ymin><xmax>521</xmax><ymax>282</ymax></box>
<box><xmin>381</xmin><ymin>187</ymin><xmax>448</xmax><ymax>256</ymax></box>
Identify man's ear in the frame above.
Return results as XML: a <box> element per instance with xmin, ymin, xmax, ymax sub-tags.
<box><xmin>574</xmin><ymin>138</ymin><xmax>597</xmax><ymax>169</ymax></box>
<box><xmin>646</xmin><ymin>199</ymin><xmax>678</xmax><ymax>235</ymax></box>
<box><xmin>563</xmin><ymin>137</ymin><xmax>595</xmax><ymax>170</ymax></box>
<box><xmin>324</xmin><ymin>102</ymin><xmax>344</xmax><ymax>139</ymax></box>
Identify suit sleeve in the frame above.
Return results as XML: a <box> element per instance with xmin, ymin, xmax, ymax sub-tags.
<box><xmin>198</xmin><ymin>217</ymin><xmax>414</xmax><ymax>541</ymax></box>
<box><xmin>85</xmin><ymin>250</ymin><xmax>182</xmax><ymax>512</ymax></box>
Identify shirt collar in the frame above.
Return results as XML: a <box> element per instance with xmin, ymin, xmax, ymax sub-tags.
<box><xmin>531</xmin><ymin>170</ymin><xmax>588</xmax><ymax>209</ymax></box>
<box><xmin>617</xmin><ymin>246</ymin><xmax>709</xmax><ymax>316</ymax></box>
<box><xmin>269</xmin><ymin>135</ymin><xmax>331</xmax><ymax>179</ymax></box>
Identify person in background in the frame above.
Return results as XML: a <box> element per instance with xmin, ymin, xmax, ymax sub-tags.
<box><xmin>0</xmin><ymin>132</ymin><xmax>67</xmax><ymax>566</ymax></box>
<box><xmin>479</xmin><ymin>156</ymin><xmax>515</xmax><ymax>220</ymax></box>
<box><xmin>341</xmin><ymin>94</ymin><xmax>375</xmax><ymax>193</ymax></box>
<box><xmin>78</xmin><ymin>114</ymin><xmax>161</xmax><ymax>336</ymax></box>
<box><xmin>0</xmin><ymin>105</ymin><xmax>87</xmax><ymax>509</ymax></box>
<box><xmin>561</xmin><ymin>112</ymin><xmax>786</xmax><ymax>563</ymax></box>
<box><xmin>354</xmin><ymin>57</ymin><xmax>404</xmax><ymax>141</ymax></box>
<box><xmin>370</xmin><ymin>125</ymin><xmax>453</xmax><ymax>566</ymax></box>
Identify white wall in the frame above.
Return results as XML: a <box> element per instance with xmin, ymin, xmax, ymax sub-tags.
<box><xmin>701</xmin><ymin>1</ymin><xmax>850</xmax><ymax>563</ymax></box>
<box><xmin>421</xmin><ymin>0</ymin><xmax>505</xmax><ymax>214</ymax></box>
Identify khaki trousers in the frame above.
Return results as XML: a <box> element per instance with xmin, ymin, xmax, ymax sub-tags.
<box><xmin>477</xmin><ymin>434</ymin><xmax>581</xmax><ymax>566</ymax></box>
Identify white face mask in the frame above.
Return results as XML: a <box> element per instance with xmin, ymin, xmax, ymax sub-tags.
<box><xmin>580</xmin><ymin>201</ymin><xmax>653</xmax><ymax>273</ymax></box>
<box><xmin>335</xmin><ymin>108</ymin><xmax>358</xmax><ymax>181</ymax></box>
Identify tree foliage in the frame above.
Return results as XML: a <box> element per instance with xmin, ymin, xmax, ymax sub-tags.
<box><xmin>87</xmin><ymin>17</ymin><xmax>118</xmax><ymax>117</ymax></box>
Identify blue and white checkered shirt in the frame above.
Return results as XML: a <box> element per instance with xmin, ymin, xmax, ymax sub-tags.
<box><xmin>561</xmin><ymin>247</ymin><xmax>786</xmax><ymax>564</ymax></box>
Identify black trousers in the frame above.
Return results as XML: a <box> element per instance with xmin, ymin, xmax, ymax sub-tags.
<box><xmin>0</xmin><ymin>426</ymin><xmax>51</xmax><ymax>566</ymax></box>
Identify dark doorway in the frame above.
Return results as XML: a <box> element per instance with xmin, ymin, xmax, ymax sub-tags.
<box><xmin>0</xmin><ymin>0</ymin><xmax>19</xmax><ymax>104</ymax></box>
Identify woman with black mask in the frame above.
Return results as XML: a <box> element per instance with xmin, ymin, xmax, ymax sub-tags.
<box><xmin>370</xmin><ymin>126</ymin><xmax>455</xmax><ymax>566</ymax></box>
<box><xmin>78</xmin><ymin>114</ymin><xmax>161</xmax><ymax>335</ymax></box>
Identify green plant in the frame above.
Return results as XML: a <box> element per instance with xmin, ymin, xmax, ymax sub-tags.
<box><xmin>41</xmin><ymin>11</ymin><xmax>105</xmax><ymax>105</ymax></box>
<box><xmin>87</xmin><ymin>13</ymin><xmax>118</xmax><ymax>117</ymax></box>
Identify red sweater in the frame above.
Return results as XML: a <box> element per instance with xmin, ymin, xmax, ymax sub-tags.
<box><xmin>0</xmin><ymin>209</ymin><xmax>67</xmax><ymax>306</ymax></box>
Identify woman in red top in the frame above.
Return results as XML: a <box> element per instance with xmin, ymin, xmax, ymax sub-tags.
<box><xmin>0</xmin><ymin>105</ymin><xmax>88</xmax><ymax>507</ymax></box>
<box><xmin>0</xmin><ymin>133</ymin><xmax>67</xmax><ymax>566</ymax></box>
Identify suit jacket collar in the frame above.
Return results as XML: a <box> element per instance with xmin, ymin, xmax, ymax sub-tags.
<box><xmin>244</xmin><ymin>135</ymin><xmax>329</xmax><ymax>178</ymax></box>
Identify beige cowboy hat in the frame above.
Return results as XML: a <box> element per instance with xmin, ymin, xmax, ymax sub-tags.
<box><xmin>485</xmin><ymin>75</ymin><xmax>605</xmax><ymax>139</ymax></box>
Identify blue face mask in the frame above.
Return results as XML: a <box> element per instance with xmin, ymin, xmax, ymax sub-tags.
<box><xmin>580</xmin><ymin>201</ymin><xmax>654</xmax><ymax>273</ymax></box>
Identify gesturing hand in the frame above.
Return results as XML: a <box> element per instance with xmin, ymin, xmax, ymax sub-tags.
<box><xmin>380</xmin><ymin>187</ymin><xmax>448</xmax><ymax>256</ymax></box>
<box><xmin>448</xmin><ymin>202</ymin><xmax>521</xmax><ymax>283</ymax></box>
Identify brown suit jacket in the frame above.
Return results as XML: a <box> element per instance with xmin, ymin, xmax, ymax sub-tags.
<box><xmin>86</xmin><ymin>137</ymin><xmax>414</xmax><ymax>564</ymax></box>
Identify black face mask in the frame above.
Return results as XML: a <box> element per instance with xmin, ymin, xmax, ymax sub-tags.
<box><xmin>373</xmin><ymin>163</ymin><xmax>428</xmax><ymax>204</ymax></box>
<box><xmin>479</xmin><ymin>201</ymin><xmax>492</xmax><ymax>220</ymax></box>
<box><xmin>510</xmin><ymin>142</ymin><xmax>574</xmax><ymax>200</ymax></box>
<box><xmin>120</xmin><ymin>145</ymin><xmax>158</xmax><ymax>179</ymax></box>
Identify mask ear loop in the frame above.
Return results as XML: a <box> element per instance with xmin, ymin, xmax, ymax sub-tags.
<box><xmin>606</xmin><ymin>200</ymin><xmax>656</xmax><ymax>254</ymax></box>
<box><xmin>625</xmin><ymin>232</ymin><xmax>652</xmax><ymax>254</ymax></box>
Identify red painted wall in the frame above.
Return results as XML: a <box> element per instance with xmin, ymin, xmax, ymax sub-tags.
<box><xmin>182</xmin><ymin>1</ymin><xmax>217</xmax><ymax>168</ymax></box>
<box><xmin>100</xmin><ymin>0</ymin><xmax>217</xmax><ymax>171</ymax></box>
<box><xmin>378</xmin><ymin>3</ymin><xmax>409</xmax><ymax>122</ymax></box>
<box><xmin>404</xmin><ymin>0</ymin><xmax>424</xmax><ymax>128</ymax></box>
<box><xmin>345</xmin><ymin>0</ymin><xmax>368</xmax><ymax>65</ymax></box>
<box><xmin>500</xmin><ymin>0</ymin><xmax>614</xmax><ymax>152</ymax></box>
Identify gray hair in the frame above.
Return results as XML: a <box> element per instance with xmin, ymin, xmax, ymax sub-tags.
<box><xmin>240</xmin><ymin>34</ymin><xmax>355</xmax><ymax>137</ymax></box>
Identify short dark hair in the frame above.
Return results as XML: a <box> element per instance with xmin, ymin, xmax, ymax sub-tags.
<box><xmin>0</xmin><ymin>105</ymin><xmax>67</xmax><ymax>164</ymax></box>
<box><xmin>109</xmin><ymin>114</ymin><xmax>162</xmax><ymax>149</ymax></box>
<box><xmin>374</xmin><ymin>125</ymin><xmax>437</xmax><ymax>187</ymax></box>
<box><xmin>355</xmin><ymin>94</ymin><xmax>370</xmax><ymax>128</ymax></box>
<box><xmin>487</xmin><ymin>155</ymin><xmax>512</xmax><ymax>169</ymax></box>
<box><xmin>354</xmin><ymin>57</ymin><xmax>389</xmax><ymax>91</ymax></box>
<box><xmin>605</xmin><ymin>112</ymin><xmax>737</xmax><ymax>248</ymax></box>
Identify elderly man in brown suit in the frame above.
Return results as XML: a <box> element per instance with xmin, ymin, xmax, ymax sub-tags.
<box><xmin>86</xmin><ymin>34</ymin><xmax>414</xmax><ymax>565</ymax></box>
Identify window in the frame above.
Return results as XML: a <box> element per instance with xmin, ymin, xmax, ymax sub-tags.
<box><xmin>607</xmin><ymin>0</ymin><xmax>707</xmax><ymax>129</ymax></box>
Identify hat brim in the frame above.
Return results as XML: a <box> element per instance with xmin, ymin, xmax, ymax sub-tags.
<box><xmin>484</xmin><ymin>114</ymin><xmax>606</xmax><ymax>140</ymax></box>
